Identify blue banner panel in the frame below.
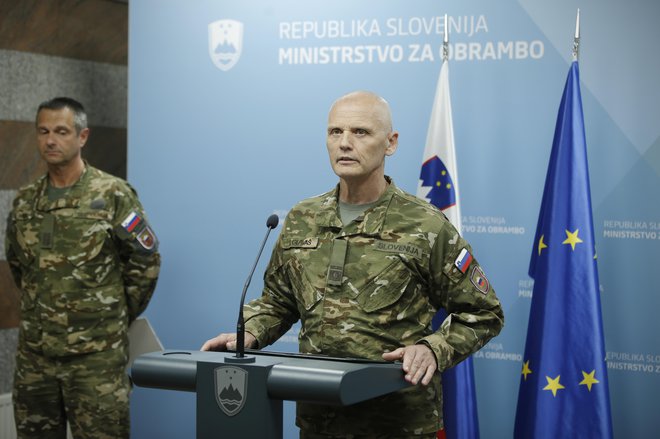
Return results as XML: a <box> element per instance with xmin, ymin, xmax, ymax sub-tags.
<box><xmin>129</xmin><ymin>1</ymin><xmax>660</xmax><ymax>437</ymax></box>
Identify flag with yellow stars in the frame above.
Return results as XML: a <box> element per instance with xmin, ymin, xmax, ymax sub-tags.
<box><xmin>514</xmin><ymin>61</ymin><xmax>613</xmax><ymax>438</ymax></box>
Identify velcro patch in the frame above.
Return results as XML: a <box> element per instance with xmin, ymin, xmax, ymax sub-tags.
<box><xmin>454</xmin><ymin>248</ymin><xmax>473</xmax><ymax>273</ymax></box>
<box><xmin>470</xmin><ymin>266</ymin><xmax>490</xmax><ymax>294</ymax></box>
<box><xmin>90</xmin><ymin>198</ymin><xmax>106</xmax><ymax>209</ymax></box>
<box><xmin>137</xmin><ymin>225</ymin><xmax>158</xmax><ymax>251</ymax></box>
<box><xmin>121</xmin><ymin>211</ymin><xmax>142</xmax><ymax>233</ymax></box>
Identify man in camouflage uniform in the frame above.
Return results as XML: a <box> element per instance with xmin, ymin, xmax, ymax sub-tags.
<box><xmin>202</xmin><ymin>91</ymin><xmax>503</xmax><ymax>438</ymax></box>
<box><xmin>4</xmin><ymin>97</ymin><xmax>161</xmax><ymax>439</ymax></box>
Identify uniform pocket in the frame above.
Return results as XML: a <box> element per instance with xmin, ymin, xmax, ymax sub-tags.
<box><xmin>353</xmin><ymin>258</ymin><xmax>411</xmax><ymax>313</ymax></box>
<box><xmin>11</xmin><ymin>215</ymin><xmax>37</xmax><ymax>267</ymax></box>
<box><xmin>66</xmin><ymin>224</ymin><xmax>108</xmax><ymax>266</ymax></box>
<box><xmin>18</xmin><ymin>286</ymin><xmax>41</xmax><ymax>344</ymax></box>
<box><xmin>64</xmin><ymin>285</ymin><xmax>126</xmax><ymax>349</ymax></box>
<box><xmin>286</xmin><ymin>258</ymin><xmax>323</xmax><ymax>312</ymax></box>
<box><xmin>65</xmin><ymin>224</ymin><xmax>118</xmax><ymax>287</ymax></box>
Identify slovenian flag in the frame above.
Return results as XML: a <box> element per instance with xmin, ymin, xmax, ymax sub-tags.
<box><xmin>417</xmin><ymin>56</ymin><xmax>480</xmax><ymax>439</ymax></box>
<box><xmin>455</xmin><ymin>248</ymin><xmax>473</xmax><ymax>274</ymax></box>
<box><xmin>121</xmin><ymin>211</ymin><xmax>142</xmax><ymax>233</ymax></box>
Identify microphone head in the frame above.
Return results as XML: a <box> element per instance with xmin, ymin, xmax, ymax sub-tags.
<box><xmin>266</xmin><ymin>214</ymin><xmax>279</xmax><ymax>229</ymax></box>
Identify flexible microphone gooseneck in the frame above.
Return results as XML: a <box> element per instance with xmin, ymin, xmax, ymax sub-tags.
<box><xmin>235</xmin><ymin>214</ymin><xmax>279</xmax><ymax>360</ymax></box>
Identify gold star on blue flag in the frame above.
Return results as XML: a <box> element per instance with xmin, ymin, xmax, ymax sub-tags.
<box><xmin>514</xmin><ymin>61</ymin><xmax>613</xmax><ymax>438</ymax></box>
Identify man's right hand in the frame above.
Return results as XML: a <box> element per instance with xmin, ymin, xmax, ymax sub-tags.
<box><xmin>200</xmin><ymin>332</ymin><xmax>257</xmax><ymax>351</ymax></box>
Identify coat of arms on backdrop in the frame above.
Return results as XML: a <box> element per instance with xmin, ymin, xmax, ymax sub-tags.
<box><xmin>208</xmin><ymin>19</ymin><xmax>244</xmax><ymax>71</ymax></box>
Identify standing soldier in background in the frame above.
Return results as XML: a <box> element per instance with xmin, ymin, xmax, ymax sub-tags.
<box><xmin>4</xmin><ymin>97</ymin><xmax>161</xmax><ymax>439</ymax></box>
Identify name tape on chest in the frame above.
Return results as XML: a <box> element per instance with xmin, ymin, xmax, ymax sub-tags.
<box><xmin>373</xmin><ymin>240</ymin><xmax>424</xmax><ymax>259</ymax></box>
<box><xmin>283</xmin><ymin>237</ymin><xmax>319</xmax><ymax>249</ymax></box>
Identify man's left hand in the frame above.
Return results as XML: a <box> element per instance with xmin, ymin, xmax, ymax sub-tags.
<box><xmin>382</xmin><ymin>344</ymin><xmax>437</xmax><ymax>386</ymax></box>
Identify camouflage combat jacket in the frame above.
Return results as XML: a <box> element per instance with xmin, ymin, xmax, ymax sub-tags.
<box><xmin>244</xmin><ymin>178</ymin><xmax>504</xmax><ymax>436</ymax></box>
<box><xmin>5</xmin><ymin>165</ymin><xmax>161</xmax><ymax>357</ymax></box>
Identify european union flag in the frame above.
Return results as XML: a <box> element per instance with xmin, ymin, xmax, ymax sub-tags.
<box><xmin>514</xmin><ymin>61</ymin><xmax>613</xmax><ymax>438</ymax></box>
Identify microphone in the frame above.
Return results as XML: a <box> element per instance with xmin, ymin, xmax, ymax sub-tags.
<box><xmin>234</xmin><ymin>214</ymin><xmax>279</xmax><ymax>361</ymax></box>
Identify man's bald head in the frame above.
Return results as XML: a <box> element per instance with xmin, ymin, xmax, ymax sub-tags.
<box><xmin>329</xmin><ymin>91</ymin><xmax>393</xmax><ymax>133</ymax></box>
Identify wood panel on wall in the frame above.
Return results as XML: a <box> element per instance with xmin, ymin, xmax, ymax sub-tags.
<box><xmin>0</xmin><ymin>0</ymin><xmax>128</xmax><ymax>331</ymax></box>
<box><xmin>0</xmin><ymin>0</ymin><xmax>128</xmax><ymax>64</ymax></box>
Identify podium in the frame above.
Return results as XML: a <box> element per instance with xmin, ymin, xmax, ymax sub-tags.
<box><xmin>131</xmin><ymin>350</ymin><xmax>410</xmax><ymax>438</ymax></box>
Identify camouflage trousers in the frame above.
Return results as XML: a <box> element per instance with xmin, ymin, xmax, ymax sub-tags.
<box><xmin>13</xmin><ymin>345</ymin><xmax>131</xmax><ymax>439</ymax></box>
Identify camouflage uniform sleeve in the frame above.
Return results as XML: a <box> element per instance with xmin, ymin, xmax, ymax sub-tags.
<box><xmin>4</xmin><ymin>208</ymin><xmax>23</xmax><ymax>286</ymax></box>
<box><xmin>419</xmin><ymin>225</ymin><xmax>504</xmax><ymax>372</ymax></box>
<box><xmin>243</xmin><ymin>230</ymin><xmax>300</xmax><ymax>349</ymax></box>
<box><xmin>112</xmin><ymin>183</ymin><xmax>161</xmax><ymax>323</ymax></box>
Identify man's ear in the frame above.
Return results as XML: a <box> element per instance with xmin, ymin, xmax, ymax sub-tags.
<box><xmin>78</xmin><ymin>127</ymin><xmax>90</xmax><ymax>148</ymax></box>
<box><xmin>385</xmin><ymin>131</ymin><xmax>399</xmax><ymax>156</ymax></box>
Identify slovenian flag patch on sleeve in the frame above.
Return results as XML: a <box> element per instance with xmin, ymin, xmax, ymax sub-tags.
<box><xmin>121</xmin><ymin>211</ymin><xmax>142</xmax><ymax>233</ymax></box>
<box><xmin>454</xmin><ymin>248</ymin><xmax>473</xmax><ymax>273</ymax></box>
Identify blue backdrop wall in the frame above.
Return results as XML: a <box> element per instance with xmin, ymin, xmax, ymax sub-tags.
<box><xmin>128</xmin><ymin>1</ymin><xmax>660</xmax><ymax>437</ymax></box>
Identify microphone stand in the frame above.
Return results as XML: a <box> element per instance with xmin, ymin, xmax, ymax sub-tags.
<box><xmin>228</xmin><ymin>214</ymin><xmax>279</xmax><ymax>364</ymax></box>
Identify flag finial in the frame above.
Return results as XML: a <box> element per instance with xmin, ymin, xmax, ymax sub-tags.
<box><xmin>443</xmin><ymin>14</ymin><xmax>449</xmax><ymax>61</ymax></box>
<box><xmin>572</xmin><ymin>8</ymin><xmax>580</xmax><ymax>61</ymax></box>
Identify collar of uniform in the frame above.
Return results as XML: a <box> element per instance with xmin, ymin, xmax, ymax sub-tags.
<box><xmin>35</xmin><ymin>163</ymin><xmax>91</xmax><ymax>212</ymax></box>
<box><xmin>314</xmin><ymin>176</ymin><xmax>397</xmax><ymax>235</ymax></box>
<box><xmin>314</xmin><ymin>186</ymin><xmax>343</xmax><ymax>229</ymax></box>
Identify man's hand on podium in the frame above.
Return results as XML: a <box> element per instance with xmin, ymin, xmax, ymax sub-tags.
<box><xmin>200</xmin><ymin>331</ymin><xmax>257</xmax><ymax>352</ymax></box>
<box><xmin>382</xmin><ymin>344</ymin><xmax>437</xmax><ymax>386</ymax></box>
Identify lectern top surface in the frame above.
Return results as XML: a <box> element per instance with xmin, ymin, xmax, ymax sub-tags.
<box><xmin>241</xmin><ymin>349</ymin><xmax>394</xmax><ymax>364</ymax></box>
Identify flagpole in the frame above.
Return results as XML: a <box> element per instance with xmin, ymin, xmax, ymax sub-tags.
<box><xmin>514</xmin><ymin>9</ymin><xmax>614</xmax><ymax>439</ymax></box>
<box><xmin>443</xmin><ymin>13</ymin><xmax>449</xmax><ymax>61</ymax></box>
<box><xmin>418</xmin><ymin>11</ymin><xmax>482</xmax><ymax>439</ymax></box>
<box><xmin>572</xmin><ymin>8</ymin><xmax>580</xmax><ymax>61</ymax></box>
